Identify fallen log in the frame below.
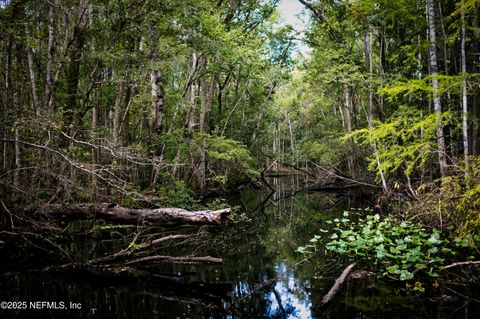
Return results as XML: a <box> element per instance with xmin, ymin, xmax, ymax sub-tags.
<box><xmin>321</xmin><ymin>262</ymin><xmax>356</xmax><ymax>305</ymax></box>
<box><xmin>20</xmin><ymin>203</ymin><xmax>231</xmax><ymax>225</ymax></box>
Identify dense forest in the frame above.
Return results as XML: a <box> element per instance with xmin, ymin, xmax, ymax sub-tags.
<box><xmin>1</xmin><ymin>0</ymin><xmax>480</xmax><ymax>317</ymax></box>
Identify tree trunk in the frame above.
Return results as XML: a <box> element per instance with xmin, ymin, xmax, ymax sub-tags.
<box><xmin>427</xmin><ymin>0</ymin><xmax>447</xmax><ymax>177</ymax></box>
<box><xmin>365</xmin><ymin>31</ymin><xmax>387</xmax><ymax>191</ymax></box>
<box><xmin>91</xmin><ymin>93</ymin><xmax>99</xmax><ymax>194</ymax></box>
<box><xmin>199</xmin><ymin>73</ymin><xmax>216</xmax><ymax>134</ymax></box>
<box><xmin>151</xmin><ymin>70</ymin><xmax>165</xmax><ymax>135</ymax></box>
<box><xmin>344</xmin><ymin>83</ymin><xmax>355</xmax><ymax>178</ymax></box>
<box><xmin>3</xmin><ymin>35</ymin><xmax>12</xmax><ymax>171</ymax></box>
<box><xmin>112</xmin><ymin>82</ymin><xmax>125</xmax><ymax>144</ymax></box>
<box><xmin>185</xmin><ymin>52</ymin><xmax>198</xmax><ymax>132</ymax></box>
<box><xmin>461</xmin><ymin>0</ymin><xmax>469</xmax><ymax>169</ymax></box>
<box><xmin>63</xmin><ymin>0</ymin><xmax>89</xmax><ymax>143</ymax></box>
<box><xmin>25</xmin><ymin>24</ymin><xmax>40</xmax><ymax>115</ymax></box>
<box><xmin>217</xmin><ymin>72</ymin><xmax>231</xmax><ymax>128</ymax></box>
<box><xmin>472</xmin><ymin>9</ymin><xmax>479</xmax><ymax>156</ymax></box>
<box><xmin>44</xmin><ymin>2</ymin><xmax>55</xmax><ymax>114</ymax></box>
<box><xmin>21</xmin><ymin>204</ymin><xmax>231</xmax><ymax>225</ymax></box>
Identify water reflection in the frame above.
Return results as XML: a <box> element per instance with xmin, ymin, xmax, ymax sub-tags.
<box><xmin>224</xmin><ymin>175</ymin><xmax>356</xmax><ymax>318</ymax></box>
<box><xmin>266</xmin><ymin>262</ymin><xmax>312</xmax><ymax>319</ymax></box>
<box><xmin>1</xmin><ymin>176</ymin><xmax>479</xmax><ymax>318</ymax></box>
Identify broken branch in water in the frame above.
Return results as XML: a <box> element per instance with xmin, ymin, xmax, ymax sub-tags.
<box><xmin>321</xmin><ymin>262</ymin><xmax>356</xmax><ymax>305</ymax></box>
<box><xmin>124</xmin><ymin>255</ymin><xmax>222</xmax><ymax>265</ymax></box>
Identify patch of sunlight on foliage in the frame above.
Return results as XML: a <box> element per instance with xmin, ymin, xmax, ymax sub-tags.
<box><xmin>380</xmin><ymin>75</ymin><xmax>461</xmax><ymax>101</ymax></box>
<box><xmin>345</xmin><ymin>106</ymin><xmax>451</xmax><ymax>181</ymax></box>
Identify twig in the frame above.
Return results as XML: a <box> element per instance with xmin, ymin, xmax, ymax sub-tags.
<box><xmin>442</xmin><ymin>261</ymin><xmax>480</xmax><ymax>270</ymax></box>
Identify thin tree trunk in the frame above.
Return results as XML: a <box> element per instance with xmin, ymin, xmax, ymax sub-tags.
<box><xmin>365</xmin><ymin>31</ymin><xmax>387</xmax><ymax>191</ymax></box>
<box><xmin>185</xmin><ymin>53</ymin><xmax>198</xmax><ymax>132</ymax></box>
<box><xmin>344</xmin><ymin>83</ymin><xmax>355</xmax><ymax>178</ymax></box>
<box><xmin>288</xmin><ymin>116</ymin><xmax>295</xmax><ymax>162</ymax></box>
<box><xmin>25</xmin><ymin>24</ymin><xmax>40</xmax><ymax>115</ymax></box>
<box><xmin>151</xmin><ymin>70</ymin><xmax>165</xmax><ymax>135</ymax></box>
<box><xmin>112</xmin><ymin>82</ymin><xmax>124</xmax><ymax>144</ymax></box>
<box><xmin>3</xmin><ymin>35</ymin><xmax>13</xmax><ymax>171</ymax></box>
<box><xmin>44</xmin><ymin>2</ymin><xmax>55</xmax><ymax>114</ymax></box>
<box><xmin>217</xmin><ymin>72</ymin><xmax>231</xmax><ymax>128</ymax></box>
<box><xmin>438</xmin><ymin>2</ymin><xmax>456</xmax><ymax>159</ymax></box>
<box><xmin>461</xmin><ymin>0</ymin><xmax>469</xmax><ymax>169</ymax></box>
<box><xmin>121</xmin><ymin>84</ymin><xmax>131</xmax><ymax>147</ymax></box>
<box><xmin>427</xmin><ymin>0</ymin><xmax>447</xmax><ymax>177</ymax></box>
<box><xmin>48</xmin><ymin>11</ymin><xmax>69</xmax><ymax>113</ymax></box>
<box><xmin>150</xmin><ymin>69</ymin><xmax>165</xmax><ymax>186</ymax></box>
<box><xmin>13</xmin><ymin>94</ymin><xmax>20</xmax><ymax>188</ymax></box>
<box><xmin>472</xmin><ymin>9</ymin><xmax>479</xmax><ymax>156</ymax></box>
<box><xmin>91</xmin><ymin>97</ymin><xmax>99</xmax><ymax>194</ymax></box>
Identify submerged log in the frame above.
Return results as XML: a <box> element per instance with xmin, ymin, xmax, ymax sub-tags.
<box><xmin>21</xmin><ymin>203</ymin><xmax>231</xmax><ymax>225</ymax></box>
<box><xmin>321</xmin><ymin>262</ymin><xmax>356</xmax><ymax>305</ymax></box>
<box><xmin>125</xmin><ymin>255</ymin><xmax>222</xmax><ymax>265</ymax></box>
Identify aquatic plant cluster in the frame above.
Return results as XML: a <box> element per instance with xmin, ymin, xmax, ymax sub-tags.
<box><xmin>297</xmin><ymin>210</ymin><xmax>480</xmax><ymax>285</ymax></box>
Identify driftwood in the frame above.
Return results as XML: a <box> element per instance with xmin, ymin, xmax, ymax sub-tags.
<box><xmin>20</xmin><ymin>203</ymin><xmax>231</xmax><ymax>225</ymax></box>
<box><xmin>321</xmin><ymin>262</ymin><xmax>356</xmax><ymax>305</ymax></box>
<box><xmin>442</xmin><ymin>260</ymin><xmax>480</xmax><ymax>270</ymax></box>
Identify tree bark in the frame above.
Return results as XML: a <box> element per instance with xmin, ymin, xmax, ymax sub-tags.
<box><xmin>343</xmin><ymin>83</ymin><xmax>355</xmax><ymax>178</ymax></box>
<box><xmin>63</xmin><ymin>0</ymin><xmax>89</xmax><ymax>143</ymax></box>
<box><xmin>21</xmin><ymin>204</ymin><xmax>231</xmax><ymax>225</ymax></box>
<box><xmin>365</xmin><ymin>30</ymin><xmax>387</xmax><ymax>191</ymax></box>
<box><xmin>427</xmin><ymin>0</ymin><xmax>447</xmax><ymax>177</ymax></box>
<box><xmin>472</xmin><ymin>10</ymin><xmax>479</xmax><ymax>156</ymax></box>
<box><xmin>461</xmin><ymin>0</ymin><xmax>469</xmax><ymax>169</ymax></box>
<box><xmin>151</xmin><ymin>70</ymin><xmax>165</xmax><ymax>135</ymax></box>
<box><xmin>112</xmin><ymin>82</ymin><xmax>125</xmax><ymax>144</ymax></box>
<box><xmin>321</xmin><ymin>262</ymin><xmax>356</xmax><ymax>305</ymax></box>
<box><xmin>25</xmin><ymin>24</ymin><xmax>40</xmax><ymax>115</ymax></box>
<box><xmin>44</xmin><ymin>2</ymin><xmax>55</xmax><ymax>114</ymax></box>
<box><xmin>185</xmin><ymin>52</ymin><xmax>198</xmax><ymax>132</ymax></box>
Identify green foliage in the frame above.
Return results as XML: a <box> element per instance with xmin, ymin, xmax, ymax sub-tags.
<box><xmin>298</xmin><ymin>210</ymin><xmax>480</xmax><ymax>284</ymax></box>
<box><xmin>381</xmin><ymin>75</ymin><xmax>462</xmax><ymax>100</ymax></box>
<box><xmin>436</xmin><ymin>158</ymin><xmax>480</xmax><ymax>235</ymax></box>
<box><xmin>157</xmin><ymin>178</ymin><xmax>195</xmax><ymax>208</ymax></box>
<box><xmin>347</xmin><ymin>107</ymin><xmax>449</xmax><ymax>180</ymax></box>
<box><xmin>203</xmin><ymin>134</ymin><xmax>259</xmax><ymax>187</ymax></box>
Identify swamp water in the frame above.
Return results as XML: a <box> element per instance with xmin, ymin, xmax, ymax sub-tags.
<box><xmin>0</xmin><ymin>176</ymin><xmax>478</xmax><ymax>318</ymax></box>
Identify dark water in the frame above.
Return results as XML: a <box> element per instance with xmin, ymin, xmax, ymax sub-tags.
<box><xmin>0</xmin><ymin>176</ymin><xmax>479</xmax><ymax>318</ymax></box>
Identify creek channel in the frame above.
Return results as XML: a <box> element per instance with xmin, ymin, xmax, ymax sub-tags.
<box><xmin>0</xmin><ymin>176</ymin><xmax>478</xmax><ymax>318</ymax></box>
